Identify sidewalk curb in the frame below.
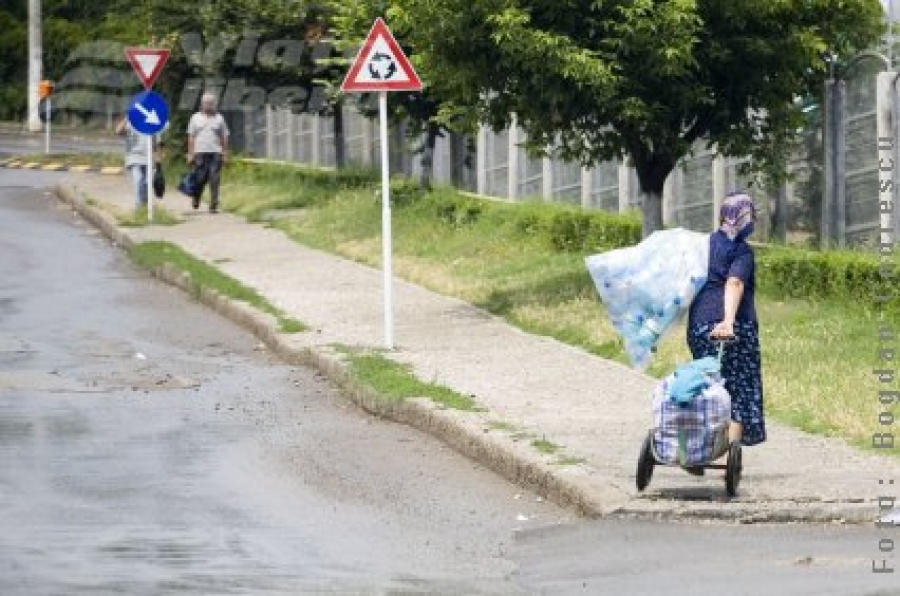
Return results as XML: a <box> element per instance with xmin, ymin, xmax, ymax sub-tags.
<box><xmin>51</xmin><ymin>184</ymin><xmax>883</xmax><ymax>525</ymax></box>
<box><xmin>53</xmin><ymin>183</ymin><xmax>633</xmax><ymax>519</ymax></box>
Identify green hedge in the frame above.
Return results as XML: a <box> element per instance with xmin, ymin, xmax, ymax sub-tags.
<box><xmin>543</xmin><ymin>209</ymin><xmax>642</xmax><ymax>252</ymax></box>
<box><xmin>756</xmin><ymin>246</ymin><xmax>898</xmax><ymax>310</ymax></box>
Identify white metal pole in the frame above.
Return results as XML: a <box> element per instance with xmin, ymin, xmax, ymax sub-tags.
<box><xmin>27</xmin><ymin>0</ymin><xmax>42</xmax><ymax>132</ymax></box>
<box><xmin>147</xmin><ymin>135</ymin><xmax>154</xmax><ymax>222</ymax></box>
<box><xmin>44</xmin><ymin>97</ymin><xmax>50</xmax><ymax>154</ymax></box>
<box><xmin>379</xmin><ymin>91</ymin><xmax>393</xmax><ymax>350</ymax></box>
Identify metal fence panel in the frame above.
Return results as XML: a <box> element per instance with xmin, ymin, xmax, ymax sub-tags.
<box><xmin>589</xmin><ymin>160</ymin><xmax>620</xmax><ymax>212</ymax></box>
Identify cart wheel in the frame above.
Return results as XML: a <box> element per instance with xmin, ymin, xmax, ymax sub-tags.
<box><xmin>725</xmin><ymin>441</ymin><xmax>743</xmax><ymax>497</ymax></box>
<box><xmin>636</xmin><ymin>432</ymin><xmax>656</xmax><ymax>492</ymax></box>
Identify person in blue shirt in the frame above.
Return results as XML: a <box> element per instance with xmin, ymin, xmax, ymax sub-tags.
<box><xmin>686</xmin><ymin>191</ymin><xmax>766</xmax><ymax>453</ymax></box>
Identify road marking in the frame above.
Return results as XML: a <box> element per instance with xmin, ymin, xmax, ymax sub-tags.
<box><xmin>0</xmin><ymin>159</ymin><xmax>123</xmax><ymax>175</ymax></box>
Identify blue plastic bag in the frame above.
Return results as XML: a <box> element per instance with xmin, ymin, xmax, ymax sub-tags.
<box><xmin>177</xmin><ymin>170</ymin><xmax>198</xmax><ymax>197</ymax></box>
<box><xmin>666</xmin><ymin>356</ymin><xmax>721</xmax><ymax>405</ymax></box>
<box><xmin>585</xmin><ymin>228</ymin><xmax>709</xmax><ymax>370</ymax></box>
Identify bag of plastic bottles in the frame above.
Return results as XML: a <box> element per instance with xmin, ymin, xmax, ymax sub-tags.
<box><xmin>585</xmin><ymin>228</ymin><xmax>709</xmax><ymax>370</ymax></box>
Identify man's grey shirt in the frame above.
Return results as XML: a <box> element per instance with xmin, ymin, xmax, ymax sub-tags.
<box><xmin>188</xmin><ymin>112</ymin><xmax>230</xmax><ymax>154</ymax></box>
<box><xmin>123</xmin><ymin>122</ymin><xmax>148</xmax><ymax>167</ymax></box>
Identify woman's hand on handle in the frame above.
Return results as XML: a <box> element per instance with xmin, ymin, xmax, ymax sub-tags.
<box><xmin>710</xmin><ymin>320</ymin><xmax>735</xmax><ymax>339</ymax></box>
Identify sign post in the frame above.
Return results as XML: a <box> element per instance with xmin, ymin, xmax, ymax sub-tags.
<box><xmin>124</xmin><ymin>48</ymin><xmax>170</xmax><ymax>222</ymax></box>
<box><xmin>341</xmin><ymin>18</ymin><xmax>422</xmax><ymax>350</ymax></box>
<box><xmin>38</xmin><ymin>80</ymin><xmax>53</xmax><ymax>155</ymax></box>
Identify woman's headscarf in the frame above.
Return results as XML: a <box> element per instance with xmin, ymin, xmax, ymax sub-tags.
<box><xmin>719</xmin><ymin>191</ymin><xmax>756</xmax><ymax>241</ymax></box>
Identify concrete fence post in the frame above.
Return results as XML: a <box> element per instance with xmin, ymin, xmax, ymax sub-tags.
<box><xmin>618</xmin><ymin>163</ymin><xmax>631</xmax><ymax>214</ymax></box>
<box><xmin>834</xmin><ymin>80</ymin><xmax>847</xmax><ymax>248</ymax></box>
<box><xmin>265</xmin><ymin>104</ymin><xmax>274</xmax><ymax>159</ymax></box>
<box><xmin>285</xmin><ymin>109</ymin><xmax>294</xmax><ymax>162</ymax></box>
<box><xmin>822</xmin><ymin>78</ymin><xmax>841</xmax><ymax>249</ymax></box>
<box><xmin>311</xmin><ymin>113</ymin><xmax>321</xmax><ymax>167</ymax></box>
<box><xmin>476</xmin><ymin>125</ymin><xmax>488</xmax><ymax>196</ymax></box>
<box><xmin>542</xmin><ymin>156</ymin><xmax>553</xmax><ymax>202</ymax></box>
<box><xmin>581</xmin><ymin>167</ymin><xmax>592</xmax><ymax>209</ymax></box>
<box><xmin>507</xmin><ymin>122</ymin><xmax>519</xmax><ymax>201</ymax></box>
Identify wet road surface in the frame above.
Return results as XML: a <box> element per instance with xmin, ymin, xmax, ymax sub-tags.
<box><xmin>0</xmin><ymin>174</ymin><xmax>571</xmax><ymax>594</ymax></box>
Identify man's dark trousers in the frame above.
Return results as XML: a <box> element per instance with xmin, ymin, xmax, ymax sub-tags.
<box><xmin>192</xmin><ymin>153</ymin><xmax>223</xmax><ymax>211</ymax></box>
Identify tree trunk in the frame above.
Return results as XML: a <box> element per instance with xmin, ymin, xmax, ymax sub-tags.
<box><xmin>632</xmin><ymin>153</ymin><xmax>675</xmax><ymax>239</ymax></box>
<box><xmin>640</xmin><ymin>189</ymin><xmax>664</xmax><ymax>238</ymax></box>
<box><xmin>771</xmin><ymin>185</ymin><xmax>788</xmax><ymax>243</ymax></box>
<box><xmin>419</xmin><ymin>122</ymin><xmax>439</xmax><ymax>191</ymax></box>
<box><xmin>449</xmin><ymin>132</ymin><xmax>465</xmax><ymax>187</ymax></box>
<box><xmin>333</xmin><ymin>101</ymin><xmax>345</xmax><ymax>169</ymax></box>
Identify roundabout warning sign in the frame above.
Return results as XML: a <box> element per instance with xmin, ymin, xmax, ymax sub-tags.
<box><xmin>341</xmin><ymin>18</ymin><xmax>422</xmax><ymax>92</ymax></box>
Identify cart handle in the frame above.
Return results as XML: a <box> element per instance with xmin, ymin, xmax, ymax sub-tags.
<box><xmin>708</xmin><ymin>333</ymin><xmax>736</xmax><ymax>363</ymax></box>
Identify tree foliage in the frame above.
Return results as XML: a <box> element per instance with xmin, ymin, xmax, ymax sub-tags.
<box><xmin>388</xmin><ymin>0</ymin><xmax>885</xmax><ymax>235</ymax></box>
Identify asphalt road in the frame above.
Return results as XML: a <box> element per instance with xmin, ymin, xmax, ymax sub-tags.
<box><xmin>0</xmin><ymin>164</ymin><xmax>898</xmax><ymax>596</ymax></box>
<box><xmin>0</xmin><ymin>170</ymin><xmax>571</xmax><ymax>595</ymax></box>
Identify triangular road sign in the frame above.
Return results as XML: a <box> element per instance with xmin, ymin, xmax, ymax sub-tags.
<box><xmin>124</xmin><ymin>48</ymin><xmax>170</xmax><ymax>89</ymax></box>
<box><xmin>341</xmin><ymin>18</ymin><xmax>422</xmax><ymax>92</ymax></box>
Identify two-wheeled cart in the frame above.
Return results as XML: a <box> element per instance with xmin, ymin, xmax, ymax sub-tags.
<box><xmin>635</xmin><ymin>337</ymin><xmax>743</xmax><ymax>497</ymax></box>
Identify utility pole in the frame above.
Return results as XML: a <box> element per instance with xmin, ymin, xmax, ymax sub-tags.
<box><xmin>27</xmin><ymin>0</ymin><xmax>43</xmax><ymax>132</ymax></box>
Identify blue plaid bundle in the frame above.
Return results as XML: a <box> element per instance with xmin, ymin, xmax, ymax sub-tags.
<box><xmin>652</xmin><ymin>372</ymin><xmax>731</xmax><ymax>466</ymax></box>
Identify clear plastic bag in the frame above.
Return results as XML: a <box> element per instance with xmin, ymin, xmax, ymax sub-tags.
<box><xmin>585</xmin><ymin>228</ymin><xmax>709</xmax><ymax>370</ymax></box>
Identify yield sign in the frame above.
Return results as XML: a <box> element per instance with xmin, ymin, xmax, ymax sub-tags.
<box><xmin>341</xmin><ymin>18</ymin><xmax>422</xmax><ymax>92</ymax></box>
<box><xmin>124</xmin><ymin>48</ymin><xmax>170</xmax><ymax>89</ymax></box>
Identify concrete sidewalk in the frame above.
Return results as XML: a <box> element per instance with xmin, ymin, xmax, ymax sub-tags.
<box><xmin>55</xmin><ymin>172</ymin><xmax>900</xmax><ymax>523</ymax></box>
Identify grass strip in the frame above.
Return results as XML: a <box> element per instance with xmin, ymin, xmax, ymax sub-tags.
<box><xmin>130</xmin><ymin>241</ymin><xmax>306</xmax><ymax>334</ymax></box>
<box><xmin>340</xmin><ymin>348</ymin><xmax>480</xmax><ymax>411</ymax></box>
<box><xmin>117</xmin><ymin>205</ymin><xmax>183</xmax><ymax>227</ymax></box>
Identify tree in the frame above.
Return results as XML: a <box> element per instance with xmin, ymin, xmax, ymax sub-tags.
<box><xmin>389</xmin><ymin>0</ymin><xmax>885</xmax><ymax>236</ymax></box>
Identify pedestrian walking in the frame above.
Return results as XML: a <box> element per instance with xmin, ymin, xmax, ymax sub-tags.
<box><xmin>115</xmin><ymin>116</ymin><xmax>159</xmax><ymax>212</ymax></box>
<box><xmin>686</xmin><ymin>191</ymin><xmax>766</xmax><ymax>449</ymax></box>
<box><xmin>186</xmin><ymin>93</ymin><xmax>230</xmax><ymax>213</ymax></box>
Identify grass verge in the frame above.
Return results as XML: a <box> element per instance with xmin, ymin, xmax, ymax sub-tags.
<box><xmin>117</xmin><ymin>204</ymin><xmax>183</xmax><ymax>227</ymax></box>
<box><xmin>336</xmin><ymin>346</ymin><xmax>480</xmax><ymax>411</ymax></box>
<box><xmin>130</xmin><ymin>241</ymin><xmax>306</xmax><ymax>334</ymax></box>
<box><xmin>531</xmin><ymin>438</ymin><xmax>562</xmax><ymax>455</ymax></box>
<box><xmin>221</xmin><ymin>161</ymin><xmax>899</xmax><ymax>452</ymax></box>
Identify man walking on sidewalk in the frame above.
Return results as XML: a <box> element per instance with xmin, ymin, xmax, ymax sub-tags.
<box><xmin>186</xmin><ymin>93</ymin><xmax>230</xmax><ymax>213</ymax></box>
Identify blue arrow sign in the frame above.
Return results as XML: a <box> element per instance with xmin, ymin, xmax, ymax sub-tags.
<box><xmin>127</xmin><ymin>90</ymin><xmax>169</xmax><ymax>135</ymax></box>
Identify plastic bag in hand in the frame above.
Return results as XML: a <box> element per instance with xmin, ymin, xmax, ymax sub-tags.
<box><xmin>585</xmin><ymin>228</ymin><xmax>709</xmax><ymax>370</ymax></box>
